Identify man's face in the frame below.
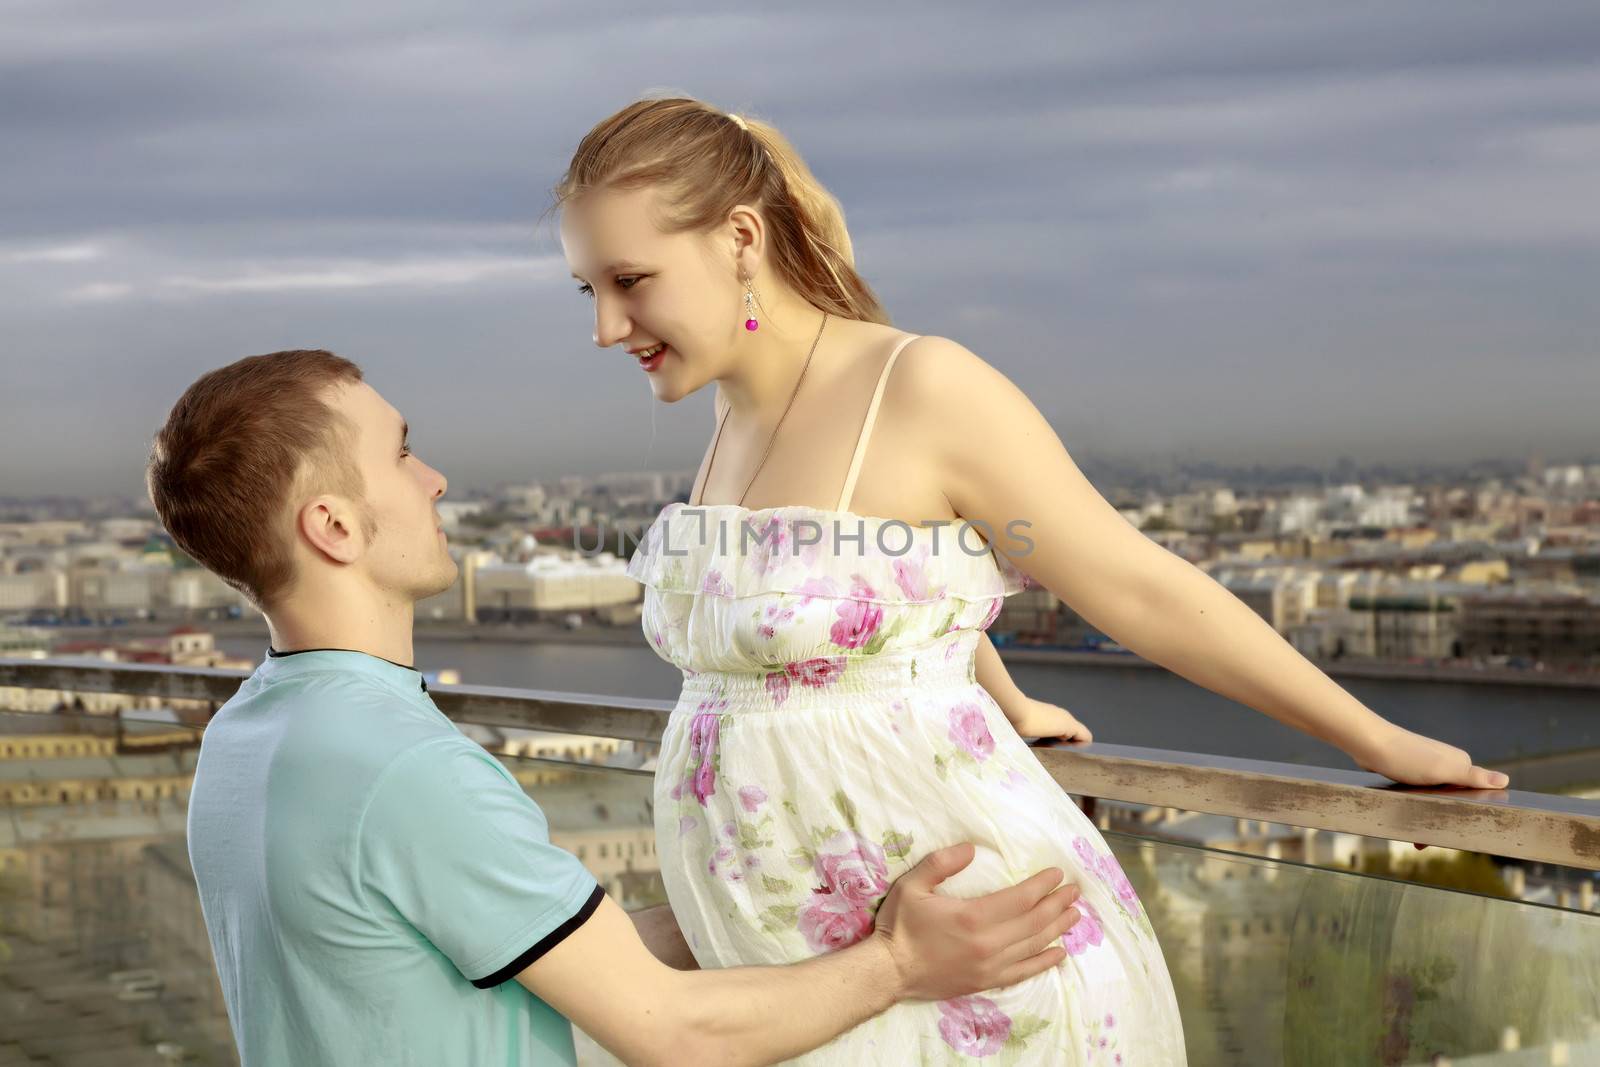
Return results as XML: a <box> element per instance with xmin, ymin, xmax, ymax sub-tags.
<box><xmin>326</xmin><ymin>380</ymin><xmax>457</xmax><ymax>602</ymax></box>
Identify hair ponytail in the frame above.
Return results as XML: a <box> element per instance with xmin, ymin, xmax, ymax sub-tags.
<box><xmin>555</xmin><ymin>97</ymin><xmax>890</xmax><ymax>325</ymax></box>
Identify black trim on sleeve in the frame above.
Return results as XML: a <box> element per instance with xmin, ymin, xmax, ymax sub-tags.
<box><xmin>470</xmin><ymin>884</ymin><xmax>606</xmax><ymax>989</ymax></box>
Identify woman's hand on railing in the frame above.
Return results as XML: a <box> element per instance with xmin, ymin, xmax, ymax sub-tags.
<box><xmin>1348</xmin><ymin>721</ymin><xmax>1509</xmax><ymax>790</ymax></box>
<box><xmin>1002</xmin><ymin>696</ymin><xmax>1093</xmax><ymax>744</ymax></box>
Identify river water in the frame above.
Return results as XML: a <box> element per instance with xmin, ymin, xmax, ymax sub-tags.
<box><xmin>217</xmin><ymin>633</ymin><xmax>1600</xmax><ymax>779</ymax></box>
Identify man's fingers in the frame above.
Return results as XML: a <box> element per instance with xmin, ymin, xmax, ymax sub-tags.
<box><xmin>986</xmin><ymin>887</ymin><xmax>1079</xmax><ymax>956</ymax></box>
<box><xmin>996</xmin><ymin>945</ymin><xmax>1069</xmax><ymax>987</ymax></box>
<box><xmin>902</xmin><ymin>842</ymin><xmax>976</xmax><ymax>892</ymax></box>
<box><xmin>970</xmin><ymin>867</ymin><xmax>1066</xmax><ymax>923</ymax></box>
<box><xmin>995</xmin><ymin>899</ymin><xmax>1082</xmax><ymax>966</ymax></box>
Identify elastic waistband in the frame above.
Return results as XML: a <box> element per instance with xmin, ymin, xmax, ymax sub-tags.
<box><xmin>678</xmin><ymin>632</ymin><xmax>978</xmax><ymax>714</ymax></box>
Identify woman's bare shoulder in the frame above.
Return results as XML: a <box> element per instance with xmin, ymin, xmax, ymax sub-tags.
<box><xmin>887</xmin><ymin>334</ymin><xmax>1028</xmax><ymax>417</ymax></box>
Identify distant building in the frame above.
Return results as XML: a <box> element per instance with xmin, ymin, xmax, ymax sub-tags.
<box><xmin>0</xmin><ymin>569</ymin><xmax>66</xmax><ymax>612</ymax></box>
<box><xmin>1290</xmin><ymin>590</ymin><xmax>1459</xmax><ymax>661</ymax></box>
<box><xmin>1218</xmin><ymin>570</ymin><xmax>1319</xmax><ymax>633</ymax></box>
<box><xmin>1458</xmin><ymin>593</ymin><xmax>1600</xmax><ymax>666</ymax></box>
<box><xmin>994</xmin><ymin>585</ymin><xmax>1061</xmax><ymax>643</ymax></box>
<box><xmin>474</xmin><ymin>550</ymin><xmax>639</xmax><ymax>623</ymax></box>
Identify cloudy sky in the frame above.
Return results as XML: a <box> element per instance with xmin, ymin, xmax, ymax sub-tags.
<box><xmin>4</xmin><ymin>0</ymin><xmax>1597</xmax><ymax>496</ymax></box>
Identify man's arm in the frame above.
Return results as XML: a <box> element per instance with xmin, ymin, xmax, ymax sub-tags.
<box><xmin>520</xmin><ymin>843</ymin><xmax>1078</xmax><ymax>1067</ymax></box>
<box><xmin>627</xmin><ymin>905</ymin><xmax>698</xmax><ymax>970</ymax></box>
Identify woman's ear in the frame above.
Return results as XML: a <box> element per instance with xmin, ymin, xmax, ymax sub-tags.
<box><xmin>728</xmin><ymin>203</ymin><xmax>765</xmax><ymax>279</ymax></box>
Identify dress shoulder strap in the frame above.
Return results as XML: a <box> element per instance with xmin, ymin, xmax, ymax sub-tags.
<box><xmin>835</xmin><ymin>334</ymin><xmax>922</xmax><ymax>513</ymax></box>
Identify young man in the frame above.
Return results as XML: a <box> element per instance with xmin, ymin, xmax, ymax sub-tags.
<box><xmin>149</xmin><ymin>350</ymin><xmax>1082</xmax><ymax>1067</ymax></box>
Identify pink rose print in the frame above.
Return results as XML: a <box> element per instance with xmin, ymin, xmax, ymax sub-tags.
<box><xmin>745</xmin><ymin>515</ymin><xmax>789</xmax><ymax>574</ymax></box>
<box><xmin>677</xmin><ymin>815</ymin><xmax>698</xmax><ymax>837</ymax></box>
<box><xmin>765</xmin><ymin>670</ymin><xmax>792</xmax><ymax>707</ymax></box>
<box><xmin>1062</xmin><ymin>898</ymin><xmax>1104</xmax><ymax>956</ymax></box>
<box><xmin>692</xmin><ymin>760</ymin><xmax>716</xmax><ymax>805</ymax></box>
<box><xmin>757</xmin><ymin>601</ymin><xmax>795</xmax><ymax>640</ymax></box>
<box><xmin>688</xmin><ymin>712</ymin><xmax>720</xmax><ymax>760</ymax></box>
<box><xmin>797</xmin><ymin>890</ymin><xmax>874</xmax><ymax>953</ymax></box>
<box><xmin>947</xmin><ymin>702</ymin><xmax>995</xmax><ymax>761</ymax></box>
<box><xmin>701</xmin><ymin>568</ymin><xmax>734</xmax><ymax>597</ymax></box>
<box><xmin>795</xmin><ymin>575</ymin><xmax>838</xmax><ymax>605</ymax></box>
<box><xmin>687</xmin><ymin>712</ymin><xmax>720</xmax><ymax>805</ymax></box>
<box><xmin>979</xmin><ymin>595</ymin><xmax>1004</xmax><ymax>630</ymax></box>
<box><xmin>738</xmin><ymin>785</ymin><xmax>768</xmax><ymax>813</ymax></box>
<box><xmin>813</xmin><ymin>830</ymin><xmax>890</xmax><ymax>909</ymax></box>
<box><xmin>708</xmin><ymin>845</ymin><xmax>740</xmax><ymax>881</ymax></box>
<box><xmin>793</xmin><ymin>657</ymin><xmax>846</xmax><ymax>688</ymax></box>
<box><xmin>829</xmin><ymin>577</ymin><xmax>883</xmax><ymax>649</ymax></box>
<box><xmin>708</xmin><ymin>844</ymin><xmax>761</xmax><ymax>883</ymax></box>
<box><xmin>1101</xmin><ymin>852</ymin><xmax>1138</xmax><ymax>904</ymax></box>
<box><xmin>936</xmin><ymin>995</ymin><xmax>1013</xmax><ymax>1057</ymax></box>
<box><xmin>892</xmin><ymin>557</ymin><xmax>930</xmax><ymax>600</ymax></box>
<box><xmin>1073</xmin><ymin>837</ymin><xmax>1140</xmax><ymax>905</ymax></box>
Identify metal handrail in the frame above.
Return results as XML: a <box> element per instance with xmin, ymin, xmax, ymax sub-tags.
<box><xmin>3</xmin><ymin>656</ymin><xmax>1597</xmax><ymax>870</ymax></box>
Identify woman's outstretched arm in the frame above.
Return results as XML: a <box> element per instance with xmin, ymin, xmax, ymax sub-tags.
<box><xmin>897</xmin><ymin>336</ymin><xmax>1505</xmax><ymax>790</ymax></box>
<box><xmin>974</xmin><ymin>632</ymin><xmax>1093</xmax><ymax>742</ymax></box>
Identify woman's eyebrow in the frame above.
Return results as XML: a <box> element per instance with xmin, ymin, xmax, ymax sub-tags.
<box><xmin>570</xmin><ymin>260</ymin><xmax>644</xmax><ymax>279</ymax></box>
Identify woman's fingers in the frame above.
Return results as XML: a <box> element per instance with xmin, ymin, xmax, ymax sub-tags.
<box><xmin>1466</xmin><ymin>764</ymin><xmax>1510</xmax><ymax>789</ymax></box>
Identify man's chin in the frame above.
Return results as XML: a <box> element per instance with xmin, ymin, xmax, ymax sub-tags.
<box><xmin>414</xmin><ymin>564</ymin><xmax>460</xmax><ymax>604</ymax></box>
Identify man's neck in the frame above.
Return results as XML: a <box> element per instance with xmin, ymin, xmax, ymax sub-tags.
<box><xmin>264</xmin><ymin>584</ymin><xmax>416</xmax><ymax>668</ymax></box>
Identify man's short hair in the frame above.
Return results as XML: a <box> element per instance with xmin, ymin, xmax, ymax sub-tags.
<box><xmin>147</xmin><ymin>349</ymin><xmax>370</xmax><ymax>609</ymax></box>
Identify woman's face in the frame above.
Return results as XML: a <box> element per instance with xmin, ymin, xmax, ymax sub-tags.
<box><xmin>561</xmin><ymin>186</ymin><xmax>745</xmax><ymax>403</ymax></box>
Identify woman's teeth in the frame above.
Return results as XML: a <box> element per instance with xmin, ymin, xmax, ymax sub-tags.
<box><xmin>638</xmin><ymin>343</ymin><xmax>665</xmax><ymax>360</ymax></box>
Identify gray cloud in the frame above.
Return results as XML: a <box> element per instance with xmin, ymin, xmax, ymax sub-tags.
<box><xmin>2</xmin><ymin>0</ymin><xmax>1598</xmax><ymax>495</ymax></box>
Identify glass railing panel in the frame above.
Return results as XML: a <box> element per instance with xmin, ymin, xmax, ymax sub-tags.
<box><xmin>1108</xmin><ymin>831</ymin><xmax>1600</xmax><ymax>1066</ymax></box>
<box><xmin>1091</xmin><ymin>799</ymin><xmax>1600</xmax><ymax>915</ymax></box>
<box><xmin>0</xmin><ymin>733</ymin><xmax>655</xmax><ymax>1066</ymax></box>
<box><xmin>492</xmin><ymin>756</ymin><xmax>654</xmax><ymax>1067</ymax></box>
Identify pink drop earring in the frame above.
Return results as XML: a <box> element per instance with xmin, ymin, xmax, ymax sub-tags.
<box><xmin>743</xmin><ymin>277</ymin><xmax>759</xmax><ymax>331</ymax></box>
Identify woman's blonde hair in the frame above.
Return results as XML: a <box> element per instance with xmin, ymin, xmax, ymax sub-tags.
<box><xmin>555</xmin><ymin>97</ymin><xmax>889</xmax><ymax>325</ymax></box>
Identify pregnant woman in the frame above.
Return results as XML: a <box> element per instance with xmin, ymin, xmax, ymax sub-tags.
<box><xmin>554</xmin><ymin>97</ymin><xmax>1508</xmax><ymax>1065</ymax></box>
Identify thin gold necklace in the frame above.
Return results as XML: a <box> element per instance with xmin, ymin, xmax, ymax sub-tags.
<box><xmin>697</xmin><ymin>311</ymin><xmax>830</xmax><ymax>508</ymax></box>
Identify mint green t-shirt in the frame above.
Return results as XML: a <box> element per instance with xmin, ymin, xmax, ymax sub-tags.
<box><xmin>187</xmin><ymin>648</ymin><xmax>602</xmax><ymax>1067</ymax></box>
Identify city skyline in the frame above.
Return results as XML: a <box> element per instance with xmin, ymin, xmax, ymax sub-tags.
<box><xmin>4</xmin><ymin>0</ymin><xmax>1599</xmax><ymax>495</ymax></box>
<box><xmin>3</xmin><ymin>444</ymin><xmax>1600</xmax><ymax>515</ymax></box>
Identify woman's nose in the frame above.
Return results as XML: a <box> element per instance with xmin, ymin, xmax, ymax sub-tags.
<box><xmin>593</xmin><ymin>296</ymin><xmax>630</xmax><ymax>349</ymax></box>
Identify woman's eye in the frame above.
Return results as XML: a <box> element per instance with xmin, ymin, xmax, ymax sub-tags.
<box><xmin>617</xmin><ymin>276</ymin><xmax>640</xmax><ymax>290</ymax></box>
<box><xmin>576</xmin><ymin>283</ymin><xmax>594</xmax><ymax>297</ymax></box>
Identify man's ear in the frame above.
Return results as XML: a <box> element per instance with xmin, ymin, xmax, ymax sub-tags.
<box><xmin>297</xmin><ymin>496</ymin><xmax>364</xmax><ymax>565</ymax></box>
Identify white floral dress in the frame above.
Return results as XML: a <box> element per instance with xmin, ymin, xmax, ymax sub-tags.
<box><xmin>627</xmin><ymin>340</ymin><xmax>1186</xmax><ymax>1065</ymax></box>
